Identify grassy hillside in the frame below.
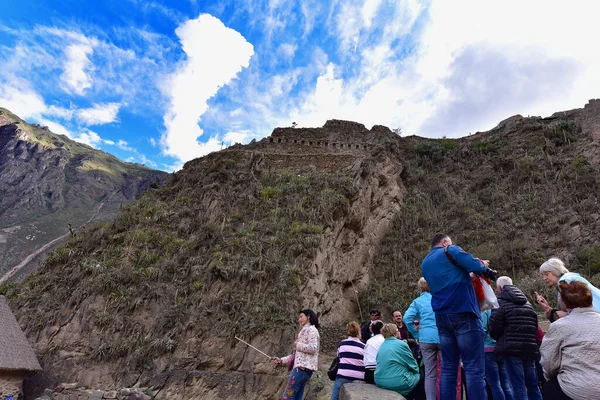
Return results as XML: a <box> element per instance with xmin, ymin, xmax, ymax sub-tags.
<box><xmin>2</xmin><ymin>151</ymin><xmax>355</xmax><ymax>367</ymax></box>
<box><xmin>365</xmin><ymin>118</ymin><xmax>600</xmax><ymax>314</ymax></box>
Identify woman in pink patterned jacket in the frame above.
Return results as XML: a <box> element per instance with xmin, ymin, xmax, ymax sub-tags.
<box><xmin>272</xmin><ymin>309</ymin><xmax>320</xmax><ymax>400</ymax></box>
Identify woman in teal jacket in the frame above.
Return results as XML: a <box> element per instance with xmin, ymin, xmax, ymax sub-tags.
<box><xmin>374</xmin><ymin>323</ymin><xmax>420</xmax><ymax>397</ymax></box>
<box><xmin>404</xmin><ymin>277</ymin><xmax>440</xmax><ymax>400</ymax></box>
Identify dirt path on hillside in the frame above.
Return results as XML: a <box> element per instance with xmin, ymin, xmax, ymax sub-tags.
<box><xmin>0</xmin><ymin>190</ymin><xmax>121</xmax><ymax>283</ymax></box>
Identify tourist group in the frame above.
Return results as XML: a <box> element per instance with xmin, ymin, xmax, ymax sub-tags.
<box><xmin>271</xmin><ymin>233</ymin><xmax>600</xmax><ymax>400</ymax></box>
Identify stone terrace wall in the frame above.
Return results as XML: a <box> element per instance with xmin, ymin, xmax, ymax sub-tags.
<box><xmin>261</xmin><ymin>153</ymin><xmax>359</xmax><ymax>173</ymax></box>
<box><xmin>0</xmin><ymin>371</ymin><xmax>23</xmax><ymax>398</ymax></box>
<box><xmin>250</xmin><ymin>119</ymin><xmax>397</xmax><ymax>156</ymax></box>
<box><xmin>258</xmin><ymin>136</ymin><xmax>371</xmax><ymax>155</ymax></box>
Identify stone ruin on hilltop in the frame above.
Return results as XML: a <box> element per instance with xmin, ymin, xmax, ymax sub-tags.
<box><xmin>234</xmin><ymin>119</ymin><xmax>400</xmax><ymax>172</ymax></box>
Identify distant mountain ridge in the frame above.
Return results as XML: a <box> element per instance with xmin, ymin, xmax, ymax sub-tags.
<box><xmin>0</xmin><ymin>107</ymin><xmax>169</xmax><ymax>280</ymax></box>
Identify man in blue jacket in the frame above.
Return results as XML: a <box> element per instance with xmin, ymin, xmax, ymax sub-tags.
<box><xmin>421</xmin><ymin>233</ymin><xmax>496</xmax><ymax>400</ymax></box>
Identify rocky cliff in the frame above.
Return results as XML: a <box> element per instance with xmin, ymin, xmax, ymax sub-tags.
<box><xmin>0</xmin><ymin>108</ymin><xmax>169</xmax><ymax>281</ymax></box>
<box><xmin>2</xmin><ymin>100</ymin><xmax>600</xmax><ymax>399</ymax></box>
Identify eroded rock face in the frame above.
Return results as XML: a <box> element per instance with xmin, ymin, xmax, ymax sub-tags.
<box><xmin>305</xmin><ymin>152</ymin><xmax>405</xmax><ymax>323</ymax></box>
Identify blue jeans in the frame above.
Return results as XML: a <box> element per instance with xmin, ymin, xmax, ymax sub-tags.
<box><xmin>485</xmin><ymin>352</ymin><xmax>514</xmax><ymax>400</ymax></box>
<box><xmin>282</xmin><ymin>368</ymin><xmax>313</xmax><ymax>400</ymax></box>
<box><xmin>330</xmin><ymin>377</ymin><xmax>354</xmax><ymax>400</ymax></box>
<box><xmin>504</xmin><ymin>355</ymin><xmax>542</xmax><ymax>400</ymax></box>
<box><xmin>436</xmin><ymin>313</ymin><xmax>487</xmax><ymax>400</ymax></box>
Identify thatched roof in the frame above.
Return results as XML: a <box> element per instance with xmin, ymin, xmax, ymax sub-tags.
<box><xmin>0</xmin><ymin>296</ymin><xmax>41</xmax><ymax>371</ymax></box>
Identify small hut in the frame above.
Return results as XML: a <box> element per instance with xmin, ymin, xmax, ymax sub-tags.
<box><xmin>0</xmin><ymin>296</ymin><xmax>41</xmax><ymax>397</ymax></box>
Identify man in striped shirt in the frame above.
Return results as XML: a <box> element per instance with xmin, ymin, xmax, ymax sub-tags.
<box><xmin>330</xmin><ymin>321</ymin><xmax>366</xmax><ymax>400</ymax></box>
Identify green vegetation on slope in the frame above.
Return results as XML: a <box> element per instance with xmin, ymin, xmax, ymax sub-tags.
<box><xmin>362</xmin><ymin>120</ymin><xmax>600</xmax><ymax>313</ymax></box>
<box><xmin>1</xmin><ymin>152</ymin><xmax>356</xmax><ymax>368</ymax></box>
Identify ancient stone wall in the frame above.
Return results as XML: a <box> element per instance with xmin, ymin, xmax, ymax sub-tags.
<box><xmin>582</xmin><ymin>99</ymin><xmax>600</xmax><ymax>141</ymax></box>
<box><xmin>255</xmin><ymin>119</ymin><xmax>396</xmax><ymax>155</ymax></box>
<box><xmin>259</xmin><ymin>136</ymin><xmax>371</xmax><ymax>155</ymax></box>
<box><xmin>0</xmin><ymin>371</ymin><xmax>23</xmax><ymax>398</ymax></box>
<box><xmin>260</xmin><ymin>153</ymin><xmax>359</xmax><ymax>173</ymax></box>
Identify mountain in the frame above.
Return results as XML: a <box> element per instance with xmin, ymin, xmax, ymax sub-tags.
<box><xmin>2</xmin><ymin>100</ymin><xmax>600</xmax><ymax>399</ymax></box>
<box><xmin>0</xmin><ymin>108</ymin><xmax>169</xmax><ymax>281</ymax></box>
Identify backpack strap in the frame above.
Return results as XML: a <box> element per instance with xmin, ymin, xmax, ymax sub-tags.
<box><xmin>444</xmin><ymin>246</ymin><xmax>460</xmax><ymax>268</ymax></box>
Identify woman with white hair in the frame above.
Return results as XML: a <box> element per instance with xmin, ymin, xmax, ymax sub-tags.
<box><xmin>535</xmin><ymin>257</ymin><xmax>600</xmax><ymax>322</ymax></box>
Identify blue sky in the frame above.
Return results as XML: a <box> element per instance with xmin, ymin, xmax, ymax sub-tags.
<box><xmin>1</xmin><ymin>1</ymin><xmax>599</xmax><ymax>171</ymax></box>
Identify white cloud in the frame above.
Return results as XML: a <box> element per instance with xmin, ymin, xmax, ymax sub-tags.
<box><xmin>34</xmin><ymin>117</ymin><xmax>115</xmax><ymax>148</ymax></box>
<box><xmin>278</xmin><ymin>43</ymin><xmax>297</xmax><ymax>60</ymax></box>
<box><xmin>336</xmin><ymin>2</ymin><xmax>361</xmax><ymax>53</ymax></box>
<box><xmin>268</xmin><ymin>0</ymin><xmax>283</xmax><ymax>11</ymax></box>
<box><xmin>161</xmin><ymin>14</ymin><xmax>254</xmax><ymax>163</ymax></box>
<box><xmin>0</xmin><ymin>83</ymin><xmax>46</xmax><ymax>119</ymax></box>
<box><xmin>162</xmin><ymin>161</ymin><xmax>184</xmax><ymax>172</ymax></box>
<box><xmin>117</xmin><ymin>139</ymin><xmax>134</xmax><ymax>151</ymax></box>
<box><xmin>224</xmin><ymin>130</ymin><xmax>249</xmax><ymax>145</ymax></box>
<box><xmin>39</xmin><ymin>103</ymin><xmax>120</xmax><ymax>126</ymax></box>
<box><xmin>412</xmin><ymin>1</ymin><xmax>600</xmax><ymax>136</ymax></box>
<box><xmin>37</xmin><ymin>118</ymin><xmax>72</xmax><ymax>137</ymax></box>
<box><xmin>0</xmin><ymin>82</ymin><xmax>118</xmax><ymax>147</ymax></box>
<box><xmin>293</xmin><ymin>63</ymin><xmax>356</xmax><ymax>127</ymax></box>
<box><xmin>289</xmin><ymin>1</ymin><xmax>600</xmax><ymax>139</ymax></box>
<box><xmin>60</xmin><ymin>44</ymin><xmax>95</xmax><ymax>95</ymax></box>
<box><xmin>74</xmin><ymin>129</ymin><xmax>103</xmax><ymax>147</ymax></box>
<box><xmin>300</xmin><ymin>0</ymin><xmax>320</xmax><ymax>38</ymax></box>
<box><xmin>361</xmin><ymin>0</ymin><xmax>382</xmax><ymax>28</ymax></box>
<box><xmin>137</xmin><ymin>153</ymin><xmax>157</xmax><ymax>168</ymax></box>
<box><xmin>76</xmin><ymin>102</ymin><xmax>121</xmax><ymax>125</ymax></box>
<box><xmin>45</xmin><ymin>105</ymin><xmax>75</xmax><ymax>119</ymax></box>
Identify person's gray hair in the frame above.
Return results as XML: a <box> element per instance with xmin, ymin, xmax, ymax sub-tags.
<box><xmin>417</xmin><ymin>277</ymin><xmax>430</xmax><ymax>292</ymax></box>
<box><xmin>380</xmin><ymin>323</ymin><xmax>399</xmax><ymax>339</ymax></box>
<box><xmin>539</xmin><ymin>257</ymin><xmax>569</xmax><ymax>278</ymax></box>
<box><xmin>496</xmin><ymin>276</ymin><xmax>513</xmax><ymax>289</ymax></box>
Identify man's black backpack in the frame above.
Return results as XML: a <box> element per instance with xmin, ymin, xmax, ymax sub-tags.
<box><xmin>327</xmin><ymin>356</ymin><xmax>340</xmax><ymax>381</ymax></box>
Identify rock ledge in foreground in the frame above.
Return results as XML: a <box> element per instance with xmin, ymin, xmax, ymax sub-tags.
<box><xmin>340</xmin><ymin>381</ymin><xmax>406</xmax><ymax>400</ymax></box>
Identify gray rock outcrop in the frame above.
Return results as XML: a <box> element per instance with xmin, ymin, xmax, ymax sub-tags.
<box><xmin>340</xmin><ymin>382</ymin><xmax>406</xmax><ymax>400</ymax></box>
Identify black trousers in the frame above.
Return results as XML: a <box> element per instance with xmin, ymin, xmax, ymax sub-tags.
<box><xmin>543</xmin><ymin>377</ymin><xmax>573</xmax><ymax>400</ymax></box>
<box><xmin>364</xmin><ymin>369</ymin><xmax>375</xmax><ymax>384</ymax></box>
